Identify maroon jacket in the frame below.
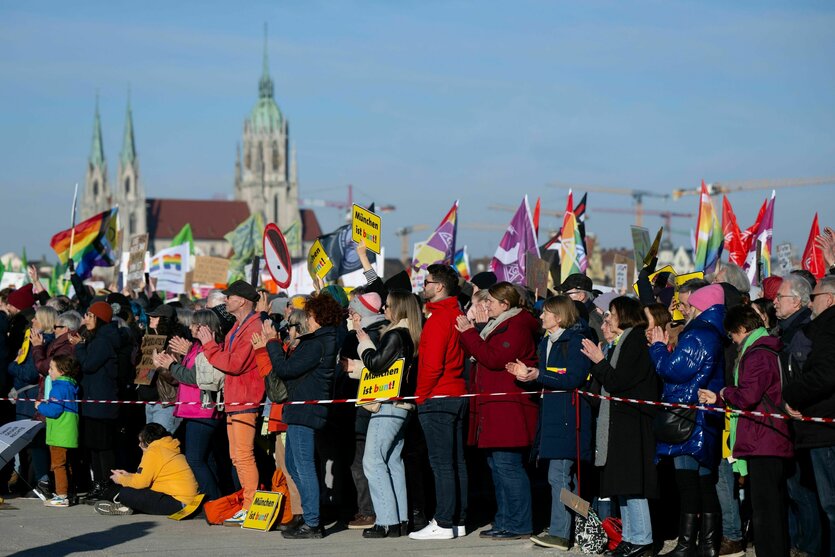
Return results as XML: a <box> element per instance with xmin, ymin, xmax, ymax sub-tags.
<box><xmin>32</xmin><ymin>333</ymin><xmax>75</xmax><ymax>422</ymax></box>
<box><xmin>722</xmin><ymin>335</ymin><xmax>793</xmax><ymax>459</ymax></box>
<box><xmin>460</xmin><ymin>310</ymin><xmax>540</xmax><ymax>449</ymax></box>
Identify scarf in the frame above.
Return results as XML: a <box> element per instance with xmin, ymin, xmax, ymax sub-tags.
<box><xmin>729</xmin><ymin>326</ymin><xmax>769</xmax><ymax>476</ymax></box>
<box><xmin>595</xmin><ymin>327</ymin><xmax>633</xmax><ymax>467</ymax></box>
<box><xmin>479</xmin><ymin>307</ymin><xmax>523</xmax><ymax>340</ymax></box>
<box><xmin>545</xmin><ymin>328</ymin><xmax>565</xmax><ymax>361</ymax></box>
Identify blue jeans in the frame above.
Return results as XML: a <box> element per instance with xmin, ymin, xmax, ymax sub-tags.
<box><xmin>145</xmin><ymin>404</ymin><xmax>182</xmax><ymax>434</ymax></box>
<box><xmin>716</xmin><ymin>459</ymin><xmax>742</xmax><ymax>541</ymax></box>
<box><xmin>810</xmin><ymin>446</ymin><xmax>835</xmax><ymax>557</ymax></box>
<box><xmin>619</xmin><ymin>497</ymin><xmax>652</xmax><ymax>546</ymax></box>
<box><xmin>548</xmin><ymin>459</ymin><xmax>575</xmax><ymax>538</ymax></box>
<box><xmin>418</xmin><ymin>397</ymin><xmax>468</xmax><ymax>528</ymax></box>
<box><xmin>363</xmin><ymin>404</ymin><xmax>409</xmax><ymax>526</ymax></box>
<box><xmin>487</xmin><ymin>449</ymin><xmax>531</xmax><ymax>534</ymax></box>
<box><xmin>786</xmin><ymin>454</ymin><xmax>821</xmax><ymax>555</ymax></box>
<box><xmin>184</xmin><ymin>418</ymin><xmax>222</xmax><ymax>501</ymax></box>
<box><xmin>673</xmin><ymin>455</ymin><xmax>712</xmax><ymax>476</ymax></box>
<box><xmin>286</xmin><ymin>424</ymin><xmax>320</xmax><ymax>527</ymax></box>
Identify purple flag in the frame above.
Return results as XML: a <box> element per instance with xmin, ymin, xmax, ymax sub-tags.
<box><xmin>491</xmin><ymin>196</ymin><xmax>540</xmax><ymax>284</ymax></box>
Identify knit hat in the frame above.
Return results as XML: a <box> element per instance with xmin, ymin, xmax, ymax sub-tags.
<box><xmin>761</xmin><ymin>276</ymin><xmax>783</xmax><ymax>301</ymax></box>
<box><xmin>7</xmin><ymin>284</ymin><xmax>35</xmax><ymax>311</ymax></box>
<box><xmin>321</xmin><ymin>284</ymin><xmax>349</xmax><ymax>308</ymax></box>
<box><xmin>349</xmin><ymin>292</ymin><xmax>382</xmax><ymax>318</ymax></box>
<box><xmin>688</xmin><ymin>284</ymin><xmax>725</xmax><ymax>312</ymax></box>
<box><xmin>470</xmin><ymin>271</ymin><xmax>497</xmax><ymax>291</ymax></box>
<box><xmin>88</xmin><ymin>301</ymin><xmax>113</xmax><ymax>323</ymax></box>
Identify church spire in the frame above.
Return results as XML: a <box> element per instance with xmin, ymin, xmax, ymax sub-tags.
<box><xmin>89</xmin><ymin>92</ymin><xmax>105</xmax><ymax>169</ymax></box>
<box><xmin>120</xmin><ymin>88</ymin><xmax>137</xmax><ymax>167</ymax></box>
<box><xmin>258</xmin><ymin>23</ymin><xmax>274</xmax><ymax>99</ymax></box>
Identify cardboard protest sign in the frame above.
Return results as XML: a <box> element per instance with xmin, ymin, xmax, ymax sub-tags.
<box><xmin>135</xmin><ymin>334</ymin><xmax>166</xmax><ymax>385</ymax></box>
<box><xmin>525</xmin><ymin>253</ymin><xmax>550</xmax><ymax>297</ymax></box>
<box><xmin>351</xmin><ymin>204</ymin><xmax>382</xmax><ymax>254</ymax></box>
<box><xmin>263</xmin><ymin>223</ymin><xmax>292</xmax><ymax>289</ymax></box>
<box><xmin>630</xmin><ymin>226</ymin><xmax>651</xmax><ymax>267</ymax></box>
<box><xmin>307</xmin><ymin>239</ymin><xmax>333</xmax><ymax>280</ymax></box>
<box><xmin>644</xmin><ymin>227</ymin><xmax>664</xmax><ymax>267</ymax></box>
<box><xmin>126</xmin><ymin>234</ymin><xmax>148</xmax><ymax>289</ymax></box>
<box><xmin>192</xmin><ymin>256</ymin><xmax>229</xmax><ymax>285</ymax></box>
<box><xmin>776</xmin><ymin>243</ymin><xmax>793</xmax><ymax>275</ymax></box>
<box><xmin>357</xmin><ymin>358</ymin><xmax>405</xmax><ymax>405</ymax></box>
<box><xmin>560</xmin><ymin>488</ymin><xmax>591</xmax><ymax>518</ymax></box>
<box><xmin>613</xmin><ymin>254</ymin><xmax>634</xmax><ymax>293</ymax></box>
<box><xmin>242</xmin><ymin>491</ymin><xmax>283</xmax><ymax>531</ymax></box>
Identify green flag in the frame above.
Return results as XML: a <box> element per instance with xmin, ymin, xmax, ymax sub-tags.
<box><xmin>171</xmin><ymin>223</ymin><xmax>194</xmax><ymax>254</ymax></box>
<box><xmin>224</xmin><ymin>213</ymin><xmax>265</xmax><ymax>282</ymax></box>
<box><xmin>0</xmin><ymin>258</ymin><xmax>5</xmax><ymax>286</ymax></box>
<box><xmin>20</xmin><ymin>247</ymin><xmax>29</xmax><ymax>284</ymax></box>
<box><xmin>283</xmin><ymin>221</ymin><xmax>302</xmax><ymax>257</ymax></box>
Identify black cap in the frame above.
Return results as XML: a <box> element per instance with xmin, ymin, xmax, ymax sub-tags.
<box><xmin>384</xmin><ymin>270</ymin><xmax>412</xmax><ymax>293</ymax></box>
<box><xmin>146</xmin><ymin>304</ymin><xmax>175</xmax><ymax>319</ymax></box>
<box><xmin>470</xmin><ymin>271</ymin><xmax>497</xmax><ymax>291</ymax></box>
<box><xmin>559</xmin><ymin>273</ymin><xmax>593</xmax><ymax>293</ymax></box>
<box><xmin>222</xmin><ymin>280</ymin><xmax>260</xmax><ymax>303</ymax></box>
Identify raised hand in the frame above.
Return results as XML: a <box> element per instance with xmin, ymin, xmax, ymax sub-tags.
<box><xmin>251</xmin><ymin>332</ymin><xmax>267</xmax><ymax>350</ymax></box>
<box><xmin>815</xmin><ymin>226</ymin><xmax>835</xmax><ymax>267</ymax></box>
<box><xmin>168</xmin><ymin>336</ymin><xmax>191</xmax><ymax>356</ymax></box>
<box><xmin>649</xmin><ymin>325</ymin><xmax>668</xmax><ymax>346</ymax></box>
<box><xmin>454</xmin><ymin>314</ymin><xmax>474</xmax><ymax>333</ymax></box>
<box><xmin>580</xmin><ymin>338</ymin><xmax>604</xmax><ymax>364</ymax></box>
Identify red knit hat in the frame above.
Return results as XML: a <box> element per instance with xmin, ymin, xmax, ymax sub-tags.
<box><xmin>88</xmin><ymin>301</ymin><xmax>113</xmax><ymax>323</ymax></box>
<box><xmin>761</xmin><ymin>276</ymin><xmax>783</xmax><ymax>301</ymax></box>
<box><xmin>7</xmin><ymin>284</ymin><xmax>35</xmax><ymax>311</ymax></box>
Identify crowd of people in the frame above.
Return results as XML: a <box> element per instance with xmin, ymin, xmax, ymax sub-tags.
<box><xmin>2</xmin><ymin>234</ymin><xmax>835</xmax><ymax>557</ymax></box>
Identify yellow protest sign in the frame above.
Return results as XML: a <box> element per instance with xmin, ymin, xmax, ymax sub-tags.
<box><xmin>351</xmin><ymin>204</ymin><xmax>382</xmax><ymax>254</ymax></box>
<box><xmin>632</xmin><ymin>265</ymin><xmax>676</xmax><ymax>296</ymax></box>
<box><xmin>307</xmin><ymin>239</ymin><xmax>333</xmax><ymax>280</ymax></box>
<box><xmin>356</xmin><ymin>358</ymin><xmax>405</xmax><ymax>405</ymax></box>
<box><xmin>672</xmin><ymin>271</ymin><xmax>705</xmax><ymax>321</ymax></box>
<box><xmin>168</xmin><ymin>493</ymin><xmax>204</xmax><ymax>521</ymax></box>
<box><xmin>242</xmin><ymin>491</ymin><xmax>284</xmax><ymax>531</ymax></box>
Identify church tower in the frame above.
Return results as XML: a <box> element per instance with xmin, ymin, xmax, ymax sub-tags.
<box><xmin>116</xmin><ymin>93</ymin><xmax>147</xmax><ymax>245</ymax></box>
<box><xmin>234</xmin><ymin>26</ymin><xmax>299</xmax><ymax>238</ymax></box>
<box><xmin>80</xmin><ymin>95</ymin><xmax>110</xmax><ymax>220</ymax></box>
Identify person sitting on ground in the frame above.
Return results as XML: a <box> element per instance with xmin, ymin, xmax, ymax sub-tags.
<box><xmin>94</xmin><ymin>423</ymin><xmax>198</xmax><ymax>516</ymax></box>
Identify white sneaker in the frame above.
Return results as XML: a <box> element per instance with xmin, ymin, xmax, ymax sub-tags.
<box><xmin>224</xmin><ymin>509</ymin><xmax>247</xmax><ymax>527</ymax></box>
<box><xmin>456</xmin><ymin>524</ymin><xmax>466</xmax><ymax>537</ymax></box>
<box><xmin>408</xmin><ymin>519</ymin><xmax>454</xmax><ymax>540</ymax></box>
<box><xmin>45</xmin><ymin>495</ymin><xmax>69</xmax><ymax>508</ymax></box>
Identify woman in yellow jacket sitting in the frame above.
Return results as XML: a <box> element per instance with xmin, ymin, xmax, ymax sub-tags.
<box><xmin>95</xmin><ymin>423</ymin><xmax>198</xmax><ymax>516</ymax></box>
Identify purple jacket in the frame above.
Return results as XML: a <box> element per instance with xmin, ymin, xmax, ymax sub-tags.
<box><xmin>722</xmin><ymin>335</ymin><xmax>793</xmax><ymax>459</ymax></box>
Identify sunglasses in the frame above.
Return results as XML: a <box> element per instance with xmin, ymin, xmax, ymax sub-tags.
<box><xmin>810</xmin><ymin>292</ymin><xmax>832</xmax><ymax>301</ymax></box>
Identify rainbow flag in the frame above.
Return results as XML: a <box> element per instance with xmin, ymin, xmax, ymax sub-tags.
<box><xmin>559</xmin><ymin>191</ymin><xmax>586</xmax><ymax>281</ymax></box>
<box><xmin>149</xmin><ymin>254</ymin><xmax>183</xmax><ymax>273</ymax></box>
<box><xmin>453</xmin><ymin>246</ymin><xmax>471</xmax><ymax>280</ymax></box>
<box><xmin>412</xmin><ymin>201</ymin><xmax>458</xmax><ymax>271</ymax></box>
<box><xmin>693</xmin><ymin>181</ymin><xmax>723</xmax><ymax>273</ymax></box>
<box><xmin>49</xmin><ymin>208</ymin><xmax>119</xmax><ymax>279</ymax></box>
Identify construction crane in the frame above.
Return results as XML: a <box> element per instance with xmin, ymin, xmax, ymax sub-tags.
<box><xmin>300</xmin><ymin>184</ymin><xmax>396</xmax><ymax>221</ymax></box>
<box><xmin>395</xmin><ymin>223</ymin><xmax>507</xmax><ymax>265</ymax></box>
<box><xmin>549</xmin><ymin>182</ymin><xmax>669</xmax><ymax>226</ymax></box>
<box><xmin>671</xmin><ymin>176</ymin><xmax>835</xmax><ymax>200</ymax></box>
<box><xmin>488</xmin><ymin>204</ymin><xmax>693</xmax><ymax>233</ymax></box>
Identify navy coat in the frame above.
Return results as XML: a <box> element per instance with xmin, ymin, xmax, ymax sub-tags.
<box><xmin>75</xmin><ymin>322</ymin><xmax>121</xmax><ymax>420</ymax></box>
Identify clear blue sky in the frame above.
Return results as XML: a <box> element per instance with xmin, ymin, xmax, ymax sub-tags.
<box><xmin>2</xmin><ymin>1</ymin><xmax>834</xmax><ymax>264</ymax></box>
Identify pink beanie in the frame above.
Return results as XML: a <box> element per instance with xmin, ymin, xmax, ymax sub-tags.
<box><xmin>688</xmin><ymin>284</ymin><xmax>725</xmax><ymax>312</ymax></box>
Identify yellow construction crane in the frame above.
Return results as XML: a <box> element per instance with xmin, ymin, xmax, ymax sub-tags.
<box><xmin>549</xmin><ymin>182</ymin><xmax>669</xmax><ymax>227</ymax></box>
<box><xmin>671</xmin><ymin>176</ymin><xmax>835</xmax><ymax>200</ymax></box>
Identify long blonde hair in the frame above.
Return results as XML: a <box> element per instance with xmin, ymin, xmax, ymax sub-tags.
<box><xmin>35</xmin><ymin>306</ymin><xmax>58</xmax><ymax>333</ymax></box>
<box><xmin>384</xmin><ymin>291</ymin><xmax>422</xmax><ymax>356</ymax></box>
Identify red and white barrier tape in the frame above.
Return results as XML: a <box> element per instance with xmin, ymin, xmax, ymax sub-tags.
<box><xmin>3</xmin><ymin>389</ymin><xmax>833</xmax><ymax>424</ymax></box>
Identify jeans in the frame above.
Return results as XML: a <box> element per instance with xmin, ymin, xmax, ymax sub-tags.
<box><xmin>286</xmin><ymin>424</ymin><xmax>320</xmax><ymax>527</ymax></box>
<box><xmin>786</xmin><ymin>453</ymin><xmax>822</xmax><ymax>555</ymax></box>
<box><xmin>619</xmin><ymin>497</ymin><xmax>652</xmax><ymax>546</ymax></box>
<box><xmin>363</xmin><ymin>404</ymin><xmax>409</xmax><ymax>526</ymax></box>
<box><xmin>673</xmin><ymin>455</ymin><xmax>713</xmax><ymax>476</ymax></box>
<box><xmin>486</xmin><ymin>449</ymin><xmax>531</xmax><ymax>534</ymax></box>
<box><xmin>118</xmin><ymin>486</ymin><xmax>184</xmax><ymax>515</ymax></box>
<box><xmin>548</xmin><ymin>459</ymin><xmax>575</xmax><ymax>538</ymax></box>
<box><xmin>145</xmin><ymin>404</ymin><xmax>182</xmax><ymax>434</ymax></box>
<box><xmin>418</xmin><ymin>397</ymin><xmax>468</xmax><ymax>528</ymax></box>
<box><xmin>810</xmin><ymin>445</ymin><xmax>835</xmax><ymax>557</ymax></box>
<box><xmin>716</xmin><ymin>459</ymin><xmax>742</xmax><ymax>541</ymax></box>
<box><xmin>747</xmin><ymin>457</ymin><xmax>790</xmax><ymax>557</ymax></box>
<box><xmin>184</xmin><ymin>418</ymin><xmax>222</xmax><ymax>501</ymax></box>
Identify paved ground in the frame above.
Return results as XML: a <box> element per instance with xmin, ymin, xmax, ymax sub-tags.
<box><xmin>0</xmin><ymin>497</ymin><xmax>757</xmax><ymax>556</ymax></box>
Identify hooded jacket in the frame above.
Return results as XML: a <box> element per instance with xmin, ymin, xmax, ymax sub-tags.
<box><xmin>75</xmin><ymin>322</ymin><xmax>121</xmax><ymax>420</ymax></box>
<box><xmin>650</xmin><ymin>304</ymin><xmax>726</xmax><ymax>465</ymax></box>
<box><xmin>119</xmin><ymin>436</ymin><xmax>198</xmax><ymax>504</ymax></box>
<box><xmin>36</xmin><ymin>376</ymin><xmax>79</xmax><ymax>448</ymax></box>
<box><xmin>416</xmin><ymin>296</ymin><xmax>466</xmax><ymax>401</ymax></box>
<box><xmin>202</xmin><ymin>312</ymin><xmax>264</xmax><ymax>412</ymax></box>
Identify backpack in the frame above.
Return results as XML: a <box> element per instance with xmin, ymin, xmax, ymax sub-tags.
<box><xmin>575</xmin><ymin>509</ymin><xmax>608</xmax><ymax>554</ymax></box>
<box><xmin>271</xmin><ymin>468</ymin><xmax>294</xmax><ymax>525</ymax></box>
<box><xmin>203</xmin><ymin>488</ymin><xmax>244</xmax><ymax>525</ymax></box>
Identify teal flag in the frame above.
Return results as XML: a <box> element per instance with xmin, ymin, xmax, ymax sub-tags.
<box><xmin>283</xmin><ymin>221</ymin><xmax>302</xmax><ymax>257</ymax></box>
<box><xmin>224</xmin><ymin>213</ymin><xmax>265</xmax><ymax>282</ymax></box>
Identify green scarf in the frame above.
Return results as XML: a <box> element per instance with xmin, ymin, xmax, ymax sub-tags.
<box><xmin>729</xmin><ymin>327</ymin><xmax>768</xmax><ymax>476</ymax></box>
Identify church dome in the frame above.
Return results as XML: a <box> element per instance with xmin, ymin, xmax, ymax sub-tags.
<box><xmin>248</xmin><ymin>97</ymin><xmax>283</xmax><ymax>132</ymax></box>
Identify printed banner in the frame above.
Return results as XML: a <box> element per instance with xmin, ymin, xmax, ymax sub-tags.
<box><xmin>351</xmin><ymin>204</ymin><xmax>382</xmax><ymax>254</ymax></box>
<box><xmin>149</xmin><ymin>243</ymin><xmax>190</xmax><ymax>294</ymax></box>
<box><xmin>307</xmin><ymin>239</ymin><xmax>333</xmax><ymax>280</ymax></box>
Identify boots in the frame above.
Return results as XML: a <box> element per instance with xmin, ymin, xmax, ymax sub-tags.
<box><xmin>697</xmin><ymin>513</ymin><xmax>720</xmax><ymax>557</ymax></box>
<box><xmin>660</xmin><ymin>513</ymin><xmax>699</xmax><ymax>557</ymax></box>
<box><xmin>82</xmin><ymin>481</ymin><xmax>109</xmax><ymax>505</ymax></box>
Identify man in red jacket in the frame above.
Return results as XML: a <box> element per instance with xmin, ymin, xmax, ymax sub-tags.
<box><xmin>199</xmin><ymin>280</ymin><xmax>265</xmax><ymax>526</ymax></box>
<box><xmin>409</xmin><ymin>264</ymin><xmax>468</xmax><ymax>541</ymax></box>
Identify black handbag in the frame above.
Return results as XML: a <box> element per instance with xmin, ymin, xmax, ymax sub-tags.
<box><xmin>652</xmin><ymin>406</ymin><xmax>697</xmax><ymax>444</ymax></box>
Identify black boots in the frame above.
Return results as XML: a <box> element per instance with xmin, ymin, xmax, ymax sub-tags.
<box><xmin>660</xmin><ymin>513</ymin><xmax>699</xmax><ymax>557</ymax></box>
<box><xmin>697</xmin><ymin>513</ymin><xmax>720</xmax><ymax>557</ymax></box>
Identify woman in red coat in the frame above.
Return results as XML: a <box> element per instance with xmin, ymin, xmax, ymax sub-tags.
<box><xmin>456</xmin><ymin>282</ymin><xmax>540</xmax><ymax>539</ymax></box>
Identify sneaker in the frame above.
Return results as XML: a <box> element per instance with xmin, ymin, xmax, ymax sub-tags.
<box><xmin>38</xmin><ymin>478</ymin><xmax>53</xmax><ymax>498</ymax></box>
<box><xmin>281</xmin><ymin>523</ymin><xmax>324</xmax><ymax>539</ymax></box>
<box><xmin>223</xmin><ymin>509</ymin><xmax>247</xmax><ymax>527</ymax></box>
<box><xmin>347</xmin><ymin>513</ymin><xmax>375</xmax><ymax>529</ymax></box>
<box><xmin>408</xmin><ymin>519</ymin><xmax>454</xmax><ymax>540</ymax></box>
<box><xmin>719</xmin><ymin>538</ymin><xmax>746</xmax><ymax>557</ymax></box>
<box><xmin>530</xmin><ymin>532</ymin><xmax>571</xmax><ymax>549</ymax></box>
<box><xmin>456</xmin><ymin>524</ymin><xmax>466</xmax><ymax>537</ymax></box>
<box><xmin>45</xmin><ymin>495</ymin><xmax>69</xmax><ymax>508</ymax></box>
<box><xmin>362</xmin><ymin>524</ymin><xmax>402</xmax><ymax>539</ymax></box>
<box><xmin>94</xmin><ymin>501</ymin><xmax>134</xmax><ymax>516</ymax></box>
<box><xmin>490</xmin><ymin>530</ymin><xmax>531</xmax><ymax>540</ymax></box>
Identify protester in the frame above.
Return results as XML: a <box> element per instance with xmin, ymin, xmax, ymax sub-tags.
<box><xmin>94</xmin><ymin>423</ymin><xmax>198</xmax><ymax>516</ymax></box>
<box><xmin>456</xmin><ymin>282</ymin><xmax>539</xmax><ymax>541</ymax></box>
<box><xmin>409</xmin><ymin>263</ymin><xmax>468</xmax><ymax>541</ymax></box>
<box><xmin>140</xmin><ymin>304</ymin><xmax>183</xmax><ymax>434</ymax></box>
<box><xmin>559</xmin><ymin>273</ymin><xmax>603</xmax><ymax>341</ymax></box>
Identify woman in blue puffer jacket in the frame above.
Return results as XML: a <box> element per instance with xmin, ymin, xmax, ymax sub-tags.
<box><xmin>649</xmin><ymin>284</ymin><xmax>726</xmax><ymax>557</ymax></box>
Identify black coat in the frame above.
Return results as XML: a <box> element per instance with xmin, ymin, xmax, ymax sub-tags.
<box><xmin>268</xmin><ymin>326</ymin><xmax>337</xmax><ymax>431</ymax></box>
<box><xmin>75</xmin><ymin>322</ymin><xmax>121</xmax><ymax>420</ymax></box>
<box><xmin>359</xmin><ymin>326</ymin><xmax>417</xmax><ymax>400</ymax></box>
<box><xmin>589</xmin><ymin>326</ymin><xmax>660</xmax><ymax>498</ymax></box>
<box><xmin>783</xmin><ymin>305</ymin><xmax>835</xmax><ymax>449</ymax></box>
<box><xmin>338</xmin><ymin>319</ymin><xmax>388</xmax><ymax>434</ymax></box>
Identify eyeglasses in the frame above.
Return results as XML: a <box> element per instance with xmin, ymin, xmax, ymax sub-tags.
<box><xmin>775</xmin><ymin>294</ymin><xmax>798</xmax><ymax>300</ymax></box>
<box><xmin>423</xmin><ymin>280</ymin><xmax>439</xmax><ymax>286</ymax></box>
<box><xmin>810</xmin><ymin>292</ymin><xmax>833</xmax><ymax>301</ymax></box>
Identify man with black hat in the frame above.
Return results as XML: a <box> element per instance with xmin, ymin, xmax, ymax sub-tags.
<box><xmin>559</xmin><ymin>273</ymin><xmax>603</xmax><ymax>341</ymax></box>
<box><xmin>197</xmin><ymin>279</ymin><xmax>266</xmax><ymax>526</ymax></box>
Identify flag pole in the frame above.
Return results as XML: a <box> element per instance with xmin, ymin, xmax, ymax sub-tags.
<box><xmin>67</xmin><ymin>183</ymin><xmax>78</xmax><ymax>273</ymax></box>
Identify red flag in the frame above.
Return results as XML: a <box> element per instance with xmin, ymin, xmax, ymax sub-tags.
<box><xmin>803</xmin><ymin>213</ymin><xmax>826</xmax><ymax>279</ymax></box>
<box><xmin>740</xmin><ymin>198</ymin><xmax>767</xmax><ymax>254</ymax></box>
<box><xmin>721</xmin><ymin>196</ymin><xmax>746</xmax><ymax>266</ymax></box>
<box><xmin>532</xmin><ymin>197</ymin><xmax>541</xmax><ymax>238</ymax></box>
